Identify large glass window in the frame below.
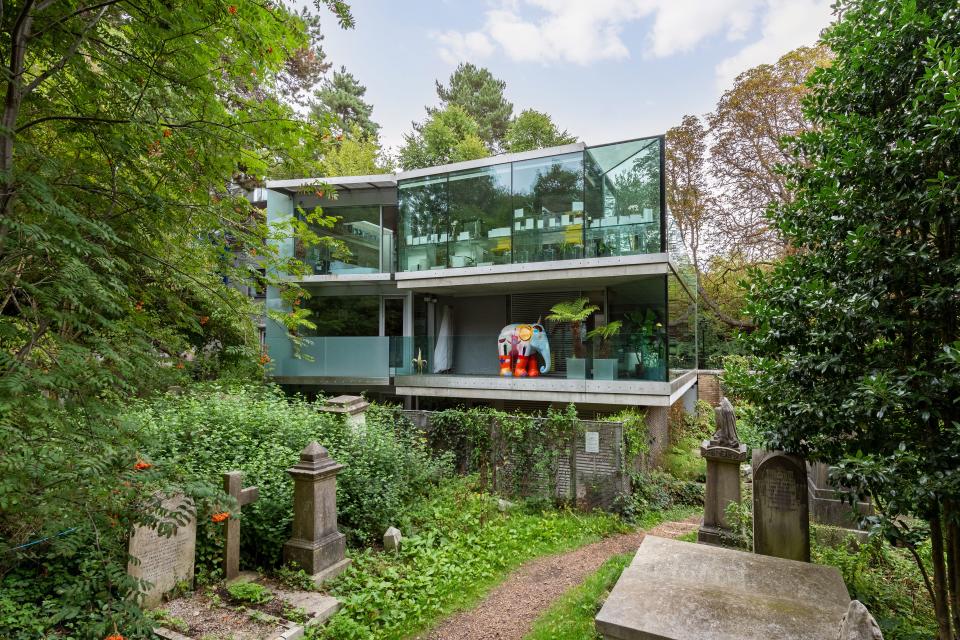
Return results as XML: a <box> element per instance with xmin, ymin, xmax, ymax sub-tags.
<box><xmin>296</xmin><ymin>205</ymin><xmax>384</xmax><ymax>275</ymax></box>
<box><xmin>304</xmin><ymin>295</ymin><xmax>379</xmax><ymax>337</ymax></box>
<box><xmin>511</xmin><ymin>152</ymin><xmax>585</xmax><ymax>263</ymax></box>
<box><xmin>667</xmin><ymin>273</ymin><xmax>697</xmax><ymax>378</ymax></box>
<box><xmin>448</xmin><ymin>163</ymin><xmax>512</xmax><ymax>267</ymax></box>
<box><xmin>585</xmin><ymin>139</ymin><xmax>661</xmax><ymax>258</ymax></box>
<box><xmin>399</xmin><ymin>175</ymin><xmax>448</xmax><ymax>272</ymax></box>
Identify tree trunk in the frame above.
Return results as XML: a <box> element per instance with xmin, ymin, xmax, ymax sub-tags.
<box><xmin>947</xmin><ymin>501</ymin><xmax>960</xmax><ymax>635</ymax></box>
<box><xmin>931</xmin><ymin>510</ymin><xmax>955</xmax><ymax>639</ymax></box>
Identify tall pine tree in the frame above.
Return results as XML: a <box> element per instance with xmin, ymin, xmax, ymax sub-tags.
<box><xmin>434</xmin><ymin>63</ymin><xmax>513</xmax><ymax>151</ymax></box>
<box><xmin>313</xmin><ymin>66</ymin><xmax>379</xmax><ymax>140</ymax></box>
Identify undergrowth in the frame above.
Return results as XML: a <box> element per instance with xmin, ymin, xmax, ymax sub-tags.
<box><xmin>309</xmin><ymin>476</ymin><xmax>629</xmax><ymax>640</ymax></box>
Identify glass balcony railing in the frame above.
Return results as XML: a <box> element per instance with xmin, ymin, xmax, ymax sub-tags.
<box><xmin>264</xmin><ymin>332</ymin><xmax>391</xmax><ymax>379</ymax></box>
<box><xmin>390</xmin><ymin>333</ymin><xmax>672</xmax><ymax>383</ymax></box>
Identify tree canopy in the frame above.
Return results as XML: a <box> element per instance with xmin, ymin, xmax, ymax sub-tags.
<box><xmin>0</xmin><ymin>1</ymin><xmax>351</xmax><ymax>634</ymax></box>
<box><xmin>434</xmin><ymin>62</ymin><xmax>513</xmax><ymax>150</ymax></box>
<box><xmin>313</xmin><ymin>65</ymin><xmax>380</xmax><ymax>140</ymax></box>
<box><xmin>504</xmin><ymin>109</ymin><xmax>577</xmax><ymax>152</ymax></box>
<box><xmin>398</xmin><ymin>104</ymin><xmax>489</xmax><ymax>170</ymax></box>
<box><xmin>729</xmin><ymin>1</ymin><xmax>960</xmax><ymax>636</ymax></box>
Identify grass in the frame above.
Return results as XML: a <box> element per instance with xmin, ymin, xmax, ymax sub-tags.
<box><xmin>308</xmin><ymin>476</ymin><xmax>630</xmax><ymax>640</ymax></box>
<box><xmin>523</xmin><ymin>506</ymin><xmax>701</xmax><ymax>640</ymax></box>
<box><xmin>525</xmin><ymin>552</ymin><xmax>632</xmax><ymax>640</ymax></box>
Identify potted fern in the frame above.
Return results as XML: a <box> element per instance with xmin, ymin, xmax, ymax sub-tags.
<box><xmin>587</xmin><ymin>320</ymin><xmax>623</xmax><ymax>380</ymax></box>
<box><xmin>546</xmin><ymin>297</ymin><xmax>599</xmax><ymax>379</ymax></box>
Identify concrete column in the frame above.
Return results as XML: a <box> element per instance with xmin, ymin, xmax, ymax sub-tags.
<box><xmin>282</xmin><ymin>442</ymin><xmax>351</xmax><ymax>585</ymax></box>
<box><xmin>319</xmin><ymin>395</ymin><xmax>370</xmax><ymax>429</ymax></box>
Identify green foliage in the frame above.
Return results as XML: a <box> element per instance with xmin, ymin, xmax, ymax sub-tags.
<box><xmin>814</xmin><ymin>533</ymin><xmax>937</xmax><ymax>639</ymax></box>
<box><xmin>398</xmin><ymin>105</ymin><xmax>489</xmax><ymax>170</ymax></box>
<box><xmin>732</xmin><ymin>0</ymin><xmax>960</xmax><ymax>632</ymax></box>
<box><xmin>0</xmin><ymin>2</ymin><xmax>353</xmax><ymax>635</ymax></box>
<box><xmin>610</xmin><ymin>408</ymin><xmax>650</xmax><ymax>463</ymax></box>
<box><xmin>313</xmin><ymin>66</ymin><xmax>380</xmax><ymax>140</ymax></box>
<box><xmin>227</xmin><ymin>582</ymin><xmax>273</xmax><ymax>605</ymax></box>
<box><xmin>504</xmin><ymin>109</ymin><xmax>577</xmax><ymax>153</ymax></box>
<box><xmin>435</xmin><ymin>63</ymin><xmax>514</xmax><ymax>150</ymax></box>
<box><xmin>320</xmin><ymin>125</ymin><xmax>392</xmax><ymax>176</ymax></box>
<box><xmin>526</xmin><ymin>552</ymin><xmax>632</xmax><ymax>640</ymax></box>
<box><xmin>309</xmin><ymin>477</ymin><xmax>627</xmax><ymax>640</ymax></box>
<box><xmin>546</xmin><ymin>298</ymin><xmax>600</xmax><ymax>325</ymax></box>
<box><xmin>127</xmin><ymin>384</ymin><xmax>452</xmax><ymax>575</ymax></box>
<box><xmin>620</xmin><ymin>471</ymin><xmax>704</xmax><ymax>522</ymax></box>
<box><xmin>663</xmin><ymin>401</ymin><xmax>714</xmax><ymax>481</ymax></box>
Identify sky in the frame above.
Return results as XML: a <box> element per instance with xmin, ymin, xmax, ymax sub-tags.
<box><xmin>302</xmin><ymin>0</ymin><xmax>836</xmax><ymax>153</ymax></box>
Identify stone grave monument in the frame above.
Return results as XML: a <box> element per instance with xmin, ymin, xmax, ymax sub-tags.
<box><xmin>753</xmin><ymin>449</ymin><xmax>810</xmax><ymax>562</ymax></box>
<box><xmin>808</xmin><ymin>461</ymin><xmax>873</xmax><ymax>530</ymax></box>
<box><xmin>222</xmin><ymin>470</ymin><xmax>259</xmax><ymax>582</ymax></box>
<box><xmin>319</xmin><ymin>395</ymin><xmax>369</xmax><ymax>429</ymax></box>
<box><xmin>698</xmin><ymin>397</ymin><xmax>748</xmax><ymax>545</ymax></box>
<box><xmin>127</xmin><ymin>495</ymin><xmax>196</xmax><ymax>608</ymax></box>
<box><xmin>595</xmin><ymin>535</ymin><xmax>851</xmax><ymax>640</ymax></box>
<box><xmin>283</xmin><ymin>442</ymin><xmax>351</xmax><ymax>585</ymax></box>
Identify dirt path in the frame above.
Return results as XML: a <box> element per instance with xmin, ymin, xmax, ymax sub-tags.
<box><xmin>417</xmin><ymin>514</ymin><xmax>701</xmax><ymax>640</ymax></box>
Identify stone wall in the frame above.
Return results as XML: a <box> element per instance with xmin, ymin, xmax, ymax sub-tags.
<box><xmin>697</xmin><ymin>370</ymin><xmax>723</xmax><ymax>407</ymax></box>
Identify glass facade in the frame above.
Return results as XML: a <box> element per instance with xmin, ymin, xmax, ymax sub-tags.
<box><xmin>396</xmin><ymin>137</ymin><xmax>663</xmax><ymax>272</ymax></box>
<box><xmin>585</xmin><ymin>138</ymin><xmax>661</xmax><ymax>258</ymax></box>
<box><xmin>667</xmin><ymin>272</ymin><xmax>697</xmax><ymax>379</ymax></box>
<box><xmin>295</xmin><ymin>205</ymin><xmax>392</xmax><ymax>275</ymax></box>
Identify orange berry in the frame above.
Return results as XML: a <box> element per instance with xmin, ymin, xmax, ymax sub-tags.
<box><xmin>162</xmin><ymin>129</ymin><xmax>172</xmax><ymax>138</ymax></box>
<box><xmin>228</xmin><ymin>5</ymin><xmax>237</xmax><ymax>15</ymax></box>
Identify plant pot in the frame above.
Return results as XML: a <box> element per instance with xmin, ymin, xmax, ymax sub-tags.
<box><xmin>566</xmin><ymin>358</ymin><xmax>586</xmax><ymax>379</ymax></box>
<box><xmin>593</xmin><ymin>358</ymin><xmax>618</xmax><ymax>380</ymax></box>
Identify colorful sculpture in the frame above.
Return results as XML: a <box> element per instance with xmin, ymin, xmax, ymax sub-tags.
<box><xmin>497</xmin><ymin>321</ymin><xmax>551</xmax><ymax>377</ymax></box>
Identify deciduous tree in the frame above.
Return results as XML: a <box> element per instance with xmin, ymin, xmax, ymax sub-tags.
<box><xmin>504</xmin><ymin>109</ymin><xmax>576</xmax><ymax>152</ymax></box>
<box><xmin>398</xmin><ymin>105</ymin><xmax>488</xmax><ymax>170</ymax></box>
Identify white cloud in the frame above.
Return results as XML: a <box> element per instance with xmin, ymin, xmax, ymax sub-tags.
<box><xmin>714</xmin><ymin>0</ymin><xmax>833</xmax><ymax>88</ymax></box>
<box><xmin>434</xmin><ymin>29</ymin><xmax>495</xmax><ymax>65</ymax></box>
<box><xmin>433</xmin><ymin>0</ymin><xmax>831</xmax><ymax>73</ymax></box>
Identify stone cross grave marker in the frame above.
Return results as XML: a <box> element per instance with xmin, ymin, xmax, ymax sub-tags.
<box><xmin>223</xmin><ymin>470</ymin><xmax>259</xmax><ymax>582</ymax></box>
<box><xmin>752</xmin><ymin>449</ymin><xmax>810</xmax><ymax>562</ymax></box>
<box><xmin>127</xmin><ymin>494</ymin><xmax>196</xmax><ymax>609</ymax></box>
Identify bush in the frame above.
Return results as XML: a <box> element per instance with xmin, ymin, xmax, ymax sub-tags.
<box><xmin>618</xmin><ymin>470</ymin><xmax>704</xmax><ymax>522</ymax></box>
<box><xmin>663</xmin><ymin>400</ymin><xmax>714</xmax><ymax>482</ymax></box>
<box><xmin>813</xmin><ymin>532</ymin><xmax>937</xmax><ymax>640</ymax></box>
<box><xmin>127</xmin><ymin>383</ymin><xmax>452</xmax><ymax>577</ymax></box>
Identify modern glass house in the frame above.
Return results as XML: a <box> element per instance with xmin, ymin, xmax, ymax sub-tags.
<box><xmin>264</xmin><ymin>136</ymin><xmax>697</xmax><ymax>410</ymax></box>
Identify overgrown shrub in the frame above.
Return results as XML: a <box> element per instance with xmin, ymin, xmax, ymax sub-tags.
<box><xmin>813</xmin><ymin>533</ymin><xmax>937</xmax><ymax>640</ymax></box>
<box><xmin>617</xmin><ymin>470</ymin><xmax>704</xmax><ymax>522</ymax></box>
<box><xmin>663</xmin><ymin>400</ymin><xmax>714</xmax><ymax>481</ymax></box>
<box><xmin>127</xmin><ymin>383</ymin><xmax>452</xmax><ymax>578</ymax></box>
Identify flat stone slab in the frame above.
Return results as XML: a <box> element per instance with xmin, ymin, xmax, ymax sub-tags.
<box><xmin>595</xmin><ymin>536</ymin><xmax>850</xmax><ymax>640</ymax></box>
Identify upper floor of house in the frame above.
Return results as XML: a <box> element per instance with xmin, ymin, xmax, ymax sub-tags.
<box><xmin>265</xmin><ymin>135</ymin><xmax>693</xmax><ymax>285</ymax></box>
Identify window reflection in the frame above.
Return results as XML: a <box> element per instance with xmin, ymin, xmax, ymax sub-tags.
<box><xmin>511</xmin><ymin>152</ymin><xmax>585</xmax><ymax>263</ymax></box>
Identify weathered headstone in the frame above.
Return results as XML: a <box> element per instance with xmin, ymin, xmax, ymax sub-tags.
<box><xmin>283</xmin><ymin>442</ymin><xmax>351</xmax><ymax>585</ymax></box>
<box><xmin>595</xmin><ymin>536</ymin><xmax>851</xmax><ymax>640</ymax></box>
<box><xmin>753</xmin><ymin>449</ymin><xmax>810</xmax><ymax>562</ymax></box>
<box><xmin>319</xmin><ymin>395</ymin><xmax>369</xmax><ymax>429</ymax></box>
<box><xmin>223</xmin><ymin>471</ymin><xmax>259</xmax><ymax>582</ymax></box>
<box><xmin>127</xmin><ymin>495</ymin><xmax>196</xmax><ymax>609</ymax></box>
<box><xmin>698</xmin><ymin>398</ymin><xmax>748</xmax><ymax>545</ymax></box>
<box><xmin>837</xmin><ymin>600</ymin><xmax>884</xmax><ymax>640</ymax></box>
<box><xmin>808</xmin><ymin>461</ymin><xmax>873</xmax><ymax>530</ymax></box>
<box><xmin>383</xmin><ymin>526</ymin><xmax>402</xmax><ymax>551</ymax></box>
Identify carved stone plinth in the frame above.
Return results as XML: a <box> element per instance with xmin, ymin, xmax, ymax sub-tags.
<box><xmin>698</xmin><ymin>442</ymin><xmax>748</xmax><ymax>545</ymax></box>
<box><xmin>698</xmin><ymin>398</ymin><xmax>748</xmax><ymax>546</ymax></box>
<box><xmin>282</xmin><ymin>442</ymin><xmax>351</xmax><ymax>584</ymax></box>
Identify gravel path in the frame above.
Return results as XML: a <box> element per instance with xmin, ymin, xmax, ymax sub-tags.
<box><xmin>417</xmin><ymin>514</ymin><xmax>701</xmax><ymax>640</ymax></box>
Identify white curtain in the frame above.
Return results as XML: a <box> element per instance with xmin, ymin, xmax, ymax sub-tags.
<box><xmin>433</xmin><ymin>305</ymin><xmax>453</xmax><ymax>373</ymax></box>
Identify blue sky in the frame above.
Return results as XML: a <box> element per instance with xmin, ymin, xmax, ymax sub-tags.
<box><xmin>305</xmin><ymin>0</ymin><xmax>835</xmax><ymax>152</ymax></box>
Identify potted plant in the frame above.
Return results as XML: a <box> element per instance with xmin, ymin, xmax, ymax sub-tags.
<box><xmin>546</xmin><ymin>297</ymin><xmax>599</xmax><ymax>379</ymax></box>
<box><xmin>587</xmin><ymin>320</ymin><xmax>622</xmax><ymax>380</ymax></box>
<box><xmin>625</xmin><ymin>309</ymin><xmax>664</xmax><ymax>380</ymax></box>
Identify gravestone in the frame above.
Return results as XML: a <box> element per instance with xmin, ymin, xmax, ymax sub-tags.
<box><xmin>127</xmin><ymin>495</ymin><xmax>196</xmax><ymax>609</ymax></box>
<box><xmin>283</xmin><ymin>442</ymin><xmax>351</xmax><ymax>585</ymax></box>
<box><xmin>753</xmin><ymin>449</ymin><xmax>810</xmax><ymax>562</ymax></box>
<box><xmin>837</xmin><ymin>600</ymin><xmax>884</xmax><ymax>640</ymax></box>
<box><xmin>595</xmin><ymin>536</ymin><xmax>850</xmax><ymax>640</ymax></box>
<box><xmin>383</xmin><ymin>526</ymin><xmax>402</xmax><ymax>551</ymax></box>
<box><xmin>222</xmin><ymin>471</ymin><xmax>259</xmax><ymax>582</ymax></box>
<box><xmin>319</xmin><ymin>395</ymin><xmax>369</xmax><ymax>429</ymax></box>
<box><xmin>698</xmin><ymin>398</ymin><xmax>748</xmax><ymax>545</ymax></box>
<box><xmin>808</xmin><ymin>461</ymin><xmax>873</xmax><ymax>530</ymax></box>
